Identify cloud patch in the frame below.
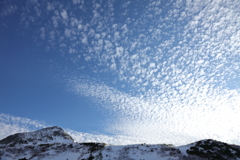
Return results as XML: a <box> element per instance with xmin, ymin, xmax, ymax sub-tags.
<box><xmin>0</xmin><ymin>113</ymin><xmax>46</xmax><ymax>140</ymax></box>
<box><xmin>0</xmin><ymin>113</ymin><xmax>140</xmax><ymax>145</ymax></box>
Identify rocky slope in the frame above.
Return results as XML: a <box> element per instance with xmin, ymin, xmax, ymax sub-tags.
<box><xmin>0</xmin><ymin>126</ymin><xmax>240</xmax><ymax>160</ymax></box>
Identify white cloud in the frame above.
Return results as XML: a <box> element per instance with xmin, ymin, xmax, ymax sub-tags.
<box><xmin>116</xmin><ymin>46</ymin><xmax>124</xmax><ymax>57</ymax></box>
<box><xmin>61</xmin><ymin>9</ymin><xmax>68</xmax><ymax>20</ymax></box>
<box><xmin>0</xmin><ymin>4</ymin><xmax>17</xmax><ymax>17</ymax></box>
<box><xmin>66</xmin><ymin>129</ymin><xmax>142</xmax><ymax>145</ymax></box>
<box><xmin>47</xmin><ymin>2</ymin><xmax>54</xmax><ymax>11</ymax></box>
<box><xmin>0</xmin><ymin>124</ymin><xmax>29</xmax><ymax>140</ymax></box>
<box><xmin>3</xmin><ymin>0</ymin><xmax>240</xmax><ymax>146</ymax></box>
<box><xmin>0</xmin><ymin>113</ymin><xmax>141</xmax><ymax>145</ymax></box>
<box><xmin>81</xmin><ymin>32</ymin><xmax>88</xmax><ymax>45</ymax></box>
<box><xmin>68</xmin><ymin>75</ymin><xmax>240</xmax><ymax>145</ymax></box>
<box><xmin>40</xmin><ymin>27</ymin><xmax>45</xmax><ymax>39</ymax></box>
<box><xmin>0</xmin><ymin>113</ymin><xmax>46</xmax><ymax>140</ymax></box>
<box><xmin>65</xmin><ymin>28</ymin><xmax>71</xmax><ymax>38</ymax></box>
<box><xmin>72</xmin><ymin>0</ymin><xmax>83</xmax><ymax>4</ymax></box>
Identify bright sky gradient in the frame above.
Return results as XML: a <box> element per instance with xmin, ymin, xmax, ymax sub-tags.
<box><xmin>1</xmin><ymin>0</ymin><xmax>240</xmax><ymax>146</ymax></box>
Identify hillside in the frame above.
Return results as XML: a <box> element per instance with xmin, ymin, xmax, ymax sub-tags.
<box><xmin>1</xmin><ymin>126</ymin><xmax>240</xmax><ymax>160</ymax></box>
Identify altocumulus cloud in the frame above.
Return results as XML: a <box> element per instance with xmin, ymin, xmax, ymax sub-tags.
<box><xmin>1</xmin><ymin>0</ymin><xmax>240</xmax><ymax>146</ymax></box>
<box><xmin>65</xmin><ymin>0</ymin><xmax>240</xmax><ymax>145</ymax></box>
<box><xmin>69</xmin><ymin>76</ymin><xmax>240</xmax><ymax>145</ymax></box>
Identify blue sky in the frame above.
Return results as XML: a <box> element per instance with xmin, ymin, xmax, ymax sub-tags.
<box><xmin>1</xmin><ymin>0</ymin><xmax>240</xmax><ymax>146</ymax></box>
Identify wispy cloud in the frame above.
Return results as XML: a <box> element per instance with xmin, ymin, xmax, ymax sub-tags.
<box><xmin>0</xmin><ymin>113</ymin><xmax>46</xmax><ymax>140</ymax></box>
<box><xmin>0</xmin><ymin>4</ymin><xmax>17</xmax><ymax>17</ymax></box>
<box><xmin>66</xmin><ymin>129</ymin><xmax>145</xmax><ymax>145</ymax></box>
<box><xmin>0</xmin><ymin>113</ymin><xmax>140</xmax><ymax>145</ymax></box>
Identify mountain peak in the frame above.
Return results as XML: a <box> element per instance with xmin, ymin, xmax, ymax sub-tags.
<box><xmin>0</xmin><ymin>126</ymin><xmax>74</xmax><ymax>147</ymax></box>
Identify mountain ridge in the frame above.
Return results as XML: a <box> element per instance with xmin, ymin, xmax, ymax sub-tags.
<box><xmin>0</xmin><ymin>126</ymin><xmax>74</xmax><ymax>147</ymax></box>
<box><xmin>1</xmin><ymin>126</ymin><xmax>240</xmax><ymax>160</ymax></box>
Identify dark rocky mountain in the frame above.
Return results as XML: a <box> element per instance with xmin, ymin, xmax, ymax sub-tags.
<box><xmin>0</xmin><ymin>126</ymin><xmax>240</xmax><ymax>160</ymax></box>
<box><xmin>185</xmin><ymin>139</ymin><xmax>240</xmax><ymax>159</ymax></box>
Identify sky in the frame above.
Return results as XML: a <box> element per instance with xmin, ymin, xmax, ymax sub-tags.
<box><xmin>0</xmin><ymin>0</ymin><xmax>240</xmax><ymax>146</ymax></box>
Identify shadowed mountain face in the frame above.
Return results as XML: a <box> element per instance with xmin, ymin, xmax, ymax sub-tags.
<box><xmin>1</xmin><ymin>127</ymin><xmax>240</xmax><ymax>160</ymax></box>
<box><xmin>185</xmin><ymin>139</ymin><xmax>240</xmax><ymax>160</ymax></box>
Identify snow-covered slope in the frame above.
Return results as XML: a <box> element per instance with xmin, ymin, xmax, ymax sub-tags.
<box><xmin>0</xmin><ymin>126</ymin><xmax>74</xmax><ymax>147</ymax></box>
<box><xmin>1</xmin><ymin>127</ymin><xmax>240</xmax><ymax>160</ymax></box>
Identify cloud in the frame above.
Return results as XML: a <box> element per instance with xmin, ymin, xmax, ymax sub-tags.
<box><xmin>2</xmin><ymin>0</ymin><xmax>240</xmax><ymax>146</ymax></box>
<box><xmin>61</xmin><ymin>10</ymin><xmax>68</xmax><ymax>20</ymax></box>
<box><xmin>0</xmin><ymin>113</ymin><xmax>141</xmax><ymax>145</ymax></box>
<box><xmin>0</xmin><ymin>4</ymin><xmax>17</xmax><ymax>17</ymax></box>
<box><xmin>65</xmin><ymin>129</ymin><xmax>144</xmax><ymax>145</ymax></box>
<box><xmin>0</xmin><ymin>113</ymin><xmax>46</xmax><ymax>140</ymax></box>
<box><xmin>63</xmin><ymin>0</ymin><xmax>240</xmax><ymax>145</ymax></box>
<box><xmin>68</xmin><ymin>75</ymin><xmax>240</xmax><ymax>145</ymax></box>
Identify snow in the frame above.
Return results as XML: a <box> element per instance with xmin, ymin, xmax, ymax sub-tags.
<box><xmin>175</xmin><ymin>143</ymin><xmax>196</xmax><ymax>156</ymax></box>
<box><xmin>0</xmin><ymin>143</ymin><xmax>182</xmax><ymax>160</ymax></box>
<box><xmin>0</xmin><ymin>126</ymin><xmax>74</xmax><ymax>148</ymax></box>
<box><xmin>1</xmin><ymin>127</ymin><xmax>240</xmax><ymax>160</ymax></box>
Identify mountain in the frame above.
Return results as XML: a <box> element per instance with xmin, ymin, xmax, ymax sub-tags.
<box><xmin>0</xmin><ymin>126</ymin><xmax>74</xmax><ymax>147</ymax></box>
<box><xmin>1</xmin><ymin>127</ymin><xmax>240</xmax><ymax>160</ymax></box>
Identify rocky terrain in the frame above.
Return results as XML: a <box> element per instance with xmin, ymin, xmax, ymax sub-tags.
<box><xmin>1</xmin><ymin>126</ymin><xmax>240</xmax><ymax>160</ymax></box>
